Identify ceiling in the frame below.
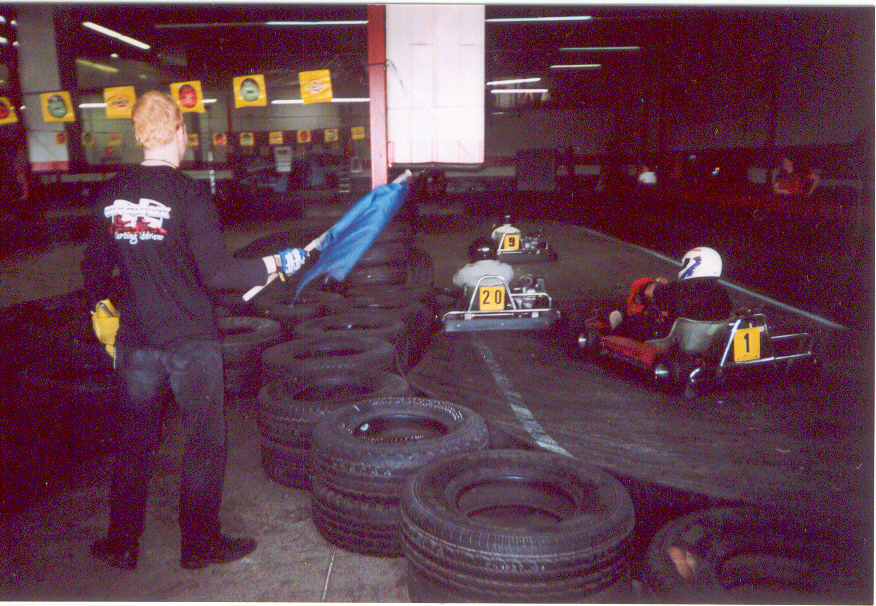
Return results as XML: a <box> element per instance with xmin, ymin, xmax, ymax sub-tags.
<box><xmin>34</xmin><ymin>4</ymin><xmax>870</xmax><ymax>110</ymax></box>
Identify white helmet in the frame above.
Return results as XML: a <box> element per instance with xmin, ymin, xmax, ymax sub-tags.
<box><xmin>678</xmin><ymin>247</ymin><xmax>722</xmax><ymax>279</ymax></box>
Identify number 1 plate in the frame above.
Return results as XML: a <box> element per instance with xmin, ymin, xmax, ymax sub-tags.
<box><xmin>733</xmin><ymin>326</ymin><xmax>761</xmax><ymax>362</ymax></box>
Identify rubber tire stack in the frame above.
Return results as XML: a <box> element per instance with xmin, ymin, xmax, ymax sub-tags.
<box><xmin>261</xmin><ymin>334</ymin><xmax>397</xmax><ymax>385</ymax></box>
<box><xmin>257</xmin><ymin>370</ymin><xmax>410</xmax><ymax>489</ymax></box>
<box><xmin>310</xmin><ymin>397</ymin><xmax>490</xmax><ymax>557</ymax></box>
<box><xmin>400</xmin><ymin>448</ymin><xmax>636</xmax><ymax>603</ymax></box>
<box><xmin>218</xmin><ymin>316</ymin><xmax>284</xmax><ymax>400</ymax></box>
<box><xmin>293</xmin><ymin>310</ymin><xmax>410</xmax><ymax>375</ymax></box>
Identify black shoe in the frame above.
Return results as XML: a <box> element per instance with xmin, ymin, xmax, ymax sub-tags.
<box><xmin>180</xmin><ymin>535</ymin><xmax>257</xmax><ymax>570</ymax></box>
<box><xmin>91</xmin><ymin>538</ymin><xmax>139</xmax><ymax>570</ymax></box>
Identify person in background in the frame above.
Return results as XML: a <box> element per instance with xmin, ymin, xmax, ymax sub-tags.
<box><xmin>490</xmin><ymin>214</ymin><xmax>521</xmax><ymax>249</ymax></box>
<box><xmin>452</xmin><ymin>236</ymin><xmax>515</xmax><ymax>306</ymax></box>
<box><xmin>610</xmin><ymin>247</ymin><xmax>732</xmax><ymax>342</ymax></box>
<box><xmin>772</xmin><ymin>154</ymin><xmax>820</xmax><ymax>198</ymax></box>
<box><xmin>81</xmin><ymin>90</ymin><xmax>310</xmax><ymax>571</ymax></box>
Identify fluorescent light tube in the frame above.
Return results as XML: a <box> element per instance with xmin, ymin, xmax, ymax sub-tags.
<box><xmin>83</xmin><ymin>21</ymin><xmax>150</xmax><ymax>50</ymax></box>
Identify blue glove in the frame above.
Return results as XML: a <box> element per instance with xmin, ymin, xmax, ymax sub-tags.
<box><xmin>274</xmin><ymin>248</ymin><xmax>308</xmax><ymax>281</ymax></box>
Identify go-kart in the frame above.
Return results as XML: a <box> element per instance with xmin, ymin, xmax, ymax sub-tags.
<box><xmin>577</xmin><ymin>310</ymin><xmax>818</xmax><ymax>398</ymax></box>
<box><xmin>495</xmin><ymin>230</ymin><xmax>558</xmax><ymax>264</ymax></box>
<box><xmin>442</xmin><ymin>274</ymin><xmax>561</xmax><ymax>332</ymax></box>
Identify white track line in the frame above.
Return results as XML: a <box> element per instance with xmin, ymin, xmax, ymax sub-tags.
<box><xmin>472</xmin><ymin>334</ymin><xmax>572</xmax><ymax>457</ymax></box>
<box><xmin>581</xmin><ymin>227</ymin><xmax>848</xmax><ymax>331</ymax></box>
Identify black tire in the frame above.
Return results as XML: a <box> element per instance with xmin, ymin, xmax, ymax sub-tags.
<box><xmin>293</xmin><ymin>311</ymin><xmax>409</xmax><ymax>372</ymax></box>
<box><xmin>218</xmin><ymin>316</ymin><xmax>284</xmax><ymax>396</ymax></box>
<box><xmin>218</xmin><ymin>316</ymin><xmax>285</xmax><ymax>365</ymax></box>
<box><xmin>18</xmin><ymin>355</ymin><xmax>120</xmax><ymax>459</ymax></box>
<box><xmin>257</xmin><ymin>371</ymin><xmax>410</xmax><ymax>489</ymax></box>
<box><xmin>253</xmin><ymin>287</ymin><xmax>346</xmax><ymax>332</ymax></box>
<box><xmin>343</xmin><ymin>263</ymin><xmax>409</xmax><ymax>289</ymax></box>
<box><xmin>310</xmin><ymin>397</ymin><xmax>489</xmax><ymax>556</ymax></box>
<box><xmin>645</xmin><ymin>506</ymin><xmax>834</xmax><ymax>603</ymax></box>
<box><xmin>328</xmin><ymin>291</ymin><xmax>432</xmax><ymax>369</ymax></box>
<box><xmin>355</xmin><ymin>240</ymin><xmax>412</xmax><ymax>267</ymax></box>
<box><xmin>261</xmin><ymin>334</ymin><xmax>397</xmax><ymax>384</ymax></box>
<box><xmin>400</xmin><ymin>448</ymin><xmax>636</xmax><ymax>603</ymax></box>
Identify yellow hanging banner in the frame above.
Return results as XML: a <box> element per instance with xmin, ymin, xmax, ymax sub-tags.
<box><xmin>324</xmin><ymin>128</ymin><xmax>339</xmax><ymax>143</ymax></box>
<box><xmin>240</xmin><ymin>132</ymin><xmax>255</xmax><ymax>147</ymax></box>
<box><xmin>351</xmin><ymin>126</ymin><xmax>366</xmax><ymax>141</ymax></box>
<box><xmin>213</xmin><ymin>133</ymin><xmax>228</xmax><ymax>146</ymax></box>
<box><xmin>107</xmin><ymin>133</ymin><xmax>123</xmax><ymax>147</ymax></box>
<box><xmin>171</xmin><ymin>81</ymin><xmax>205</xmax><ymax>113</ymax></box>
<box><xmin>269</xmin><ymin>131</ymin><xmax>284</xmax><ymax>145</ymax></box>
<box><xmin>0</xmin><ymin>97</ymin><xmax>19</xmax><ymax>125</ymax></box>
<box><xmin>103</xmin><ymin>86</ymin><xmax>136</xmax><ymax>119</ymax></box>
<box><xmin>187</xmin><ymin>133</ymin><xmax>199</xmax><ymax>148</ymax></box>
<box><xmin>41</xmin><ymin>91</ymin><xmax>75</xmax><ymax>123</ymax></box>
<box><xmin>296</xmin><ymin>130</ymin><xmax>312</xmax><ymax>144</ymax></box>
<box><xmin>233</xmin><ymin>74</ymin><xmax>267</xmax><ymax>108</ymax></box>
<box><xmin>81</xmin><ymin>132</ymin><xmax>94</xmax><ymax>146</ymax></box>
<box><xmin>299</xmin><ymin>70</ymin><xmax>333</xmax><ymax>104</ymax></box>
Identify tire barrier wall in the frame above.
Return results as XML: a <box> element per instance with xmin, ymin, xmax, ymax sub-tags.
<box><xmin>310</xmin><ymin>397</ymin><xmax>490</xmax><ymax>557</ymax></box>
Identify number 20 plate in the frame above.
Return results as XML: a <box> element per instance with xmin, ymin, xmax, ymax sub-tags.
<box><xmin>479</xmin><ymin>286</ymin><xmax>505</xmax><ymax>311</ymax></box>
<box><xmin>733</xmin><ymin>326</ymin><xmax>761</xmax><ymax>362</ymax></box>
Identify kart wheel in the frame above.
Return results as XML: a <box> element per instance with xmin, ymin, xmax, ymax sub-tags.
<box><xmin>577</xmin><ymin>324</ymin><xmax>601</xmax><ymax>357</ymax></box>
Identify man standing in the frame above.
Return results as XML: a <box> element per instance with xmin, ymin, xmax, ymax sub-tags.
<box><xmin>81</xmin><ymin>90</ymin><xmax>307</xmax><ymax>570</ymax></box>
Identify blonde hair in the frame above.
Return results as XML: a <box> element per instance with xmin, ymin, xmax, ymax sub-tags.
<box><xmin>131</xmin><ymin>90</ymin><xmax>183</xmax><ymax>150</ymax></box>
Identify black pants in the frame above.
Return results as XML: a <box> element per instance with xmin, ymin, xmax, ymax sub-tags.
<box><xmin>108</xmin><ymin>340</ymin><xmax>226</xmax><ymax>552</ymax></box>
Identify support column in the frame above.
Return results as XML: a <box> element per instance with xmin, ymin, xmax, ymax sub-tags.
<box><xmin>16</xmin><ymin>5</ymin><xmax>68</xmax><ymax>172</ymax></box>
<box><xmin>367</xmin><ymin>4</ymin><xmax>387</xmax><ymax>188</ymax></box>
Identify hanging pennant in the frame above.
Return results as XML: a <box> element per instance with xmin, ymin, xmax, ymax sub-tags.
<box><xmin>171</xmin><ymin>81</ymin><xmax>205</xmax><ymax>113</ymax></box>
<box><xmin>296</xmin><ymin>130</ymin><xmax>312</xmax><ymax>144</ymax></box>
<box><xmin>55</xmin><ymin>132</ymin><xmax>68</xmax><ymax>145</ymax></box>
<box><xmin>107</xmin><ymin>133</ymin><xmax>123</xmax><ymax>147</ymax></box>
<box><xmin>81</xmin><ymin>132</ymin><xmax>94</xmax><ymax>146</ymax></box>
<box><xmin>103</xmin><ymin>86</ymin><xmax>136</xmax><ymax>119</ymax></box>
<box><xmin>269</xmin><ymin>131</ymin><xmax>284</xmax><ymax>145</ymax></box>
<box><xmin>240</xmin><ymin>132</ymin><xmax>255</xmax><ymax>147</ymax></box>
<box><xmin>187</xmin><ymin>133</ymin><xmax>199</xmax><ymax>148</ymax></box>
<box><xmin>0</xmin><ymin>97</ymin><xmax>19</xmax><ymax>125</ymax></box>
<box><xmin>299</xmin><ymin>70</ymin><xmax>333</xmax><ymax>104</ymax></box>
<box><xmin>351</xmin><ymin>126</ymin><xmax>366</xmax><ymax>141</ymax></box>
<box><xmin>233</xmin><ymin>74</ymin><xmax>267</xmax><ymax>108</ymax></box>
<box><xmin>213</xmin><ymin>133</ymin><xmax>228</xmax><ymax>146</ymax></box>
<box><xmin>40</xmin><ymin>91</ymin><xmax>75</xmax><ymax>123</ymax></box>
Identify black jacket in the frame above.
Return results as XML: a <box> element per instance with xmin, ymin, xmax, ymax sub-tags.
<box><xmin>81</xmin><ymin>166</ymin><xmax>267</xmax><ymax>348</ymax></box>
<box><xmin>653</xmin><ymin>277</ymin><xmax>733</xmax><ymax>323</ymax></box>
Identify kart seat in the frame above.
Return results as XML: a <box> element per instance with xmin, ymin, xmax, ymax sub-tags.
<box><xmin>646</xmin><ymin>317</ymin><xmax>732</xmax><ymax>354</ymax></box>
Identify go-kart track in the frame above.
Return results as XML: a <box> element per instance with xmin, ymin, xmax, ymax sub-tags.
<box><xmin>411</xmin><ymin>220</ymin><xmax>871</xmax><ymax>522</ymax></box>
<box><xmin>1</xmin><ymin>199</ymin><xmax>871</xmax><ymax>602</ymax></box>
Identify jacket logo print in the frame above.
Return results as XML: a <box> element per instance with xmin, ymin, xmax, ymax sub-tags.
<box><xmin>104</xmin><ymin>198</ymin><xmax>170</xmax><ymax>244</ymax></box>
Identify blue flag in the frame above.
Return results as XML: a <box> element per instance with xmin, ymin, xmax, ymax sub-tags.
<box><xmin>295</xmin><ymin>181</ymin><xmax>409</xmax><ymax>298</ymax></box>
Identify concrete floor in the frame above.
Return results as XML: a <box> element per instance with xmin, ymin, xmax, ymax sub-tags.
<box><xmin>1</xmin><ymin>209</ymin><xmax>871</xmax><ymax>602</ymax></box>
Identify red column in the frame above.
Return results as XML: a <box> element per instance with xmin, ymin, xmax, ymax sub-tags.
<box><xmin>367</xmin><ymin>4</ymin><xmax>388</xmax><ymax>188</ymax></box>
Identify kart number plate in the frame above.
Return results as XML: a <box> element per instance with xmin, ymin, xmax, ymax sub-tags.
<box><xmin>502</xmin><ymin>233</ymin><xmax>520</xmax><ymax>250</ymax></box>
<box><xmin>734</xmin><ymin>327</ymin><xmax>761</xmax><ymax>362</ymax></box>
<box><xmin>479</xmin><ymin>286</ymin><xmax>505</xmax><ymax>311</ymax></box>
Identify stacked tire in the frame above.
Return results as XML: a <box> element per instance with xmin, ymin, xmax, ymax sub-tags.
<box><xmin>309</xmin><ymin>397</ymin><xmax>490</xmax><ymax>557</ymax></box>
<box><xmin>400</xmin><ymin>449</ymin><xmax>636</xmax><ymax>603</ymax></box>
<box><xmin>257</xmin><ymin>370</ymin><xmax>410</xmax><ymax>489</ymax></box>
<box><xmin>218</xmin><ymin>316</ymin><xmax>284</xmax><ymax>400</ymax></box>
